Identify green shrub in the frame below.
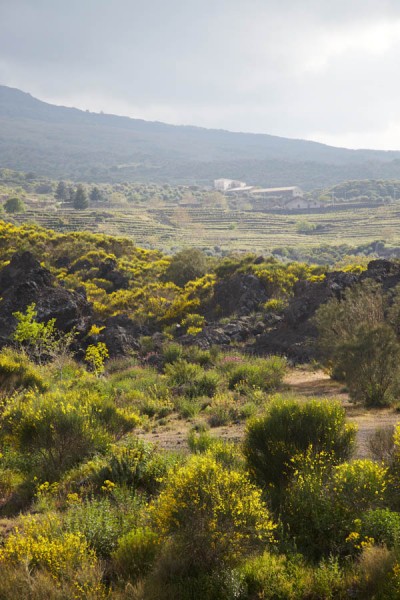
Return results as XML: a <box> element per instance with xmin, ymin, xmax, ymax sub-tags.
<box><xmin>331</xmin><ymin>324</ymin><xmax>400</xmax><ymax>407</ymax></box>
<box><xmin>87</xmin><ymin>440</ymin><xmax>178</xmax><ymax>497</ymax></box>
<box><xmin>315</xmin><ymin>282</ymin><xmax>400</xmax><ymax>406</ymax></box>
<box><xmin>240</xmin><ymin>552</ymin><xmax>351</xmax><ymax>600</ymax></box>
<box><xmin>296</xmin><ymin>219</ymin><xmax>317</xmax><ymax>234</ymax></box>
<box><xmin>227</xmin><ymin>356</ymin><xmax>286</xmax><ymax>392</ymax></box>
<box><xmin>174</xmin><ymin>396</ymin><xmax>202</xmax><ymax>419</ymax></box>
<box><xmin>64</xmin><ymin>493</ymin><xmax>141</xmax><ymax>558</ymax></box>
<box><xmin>1</xmin><ymin>390</ymin><xmax>112</xmax><ymax>480</ymax></box>
<box><xmin>206</xmin><ymin>392</ymin><xmax>241</xmax><ymax>427</ymax></box>
<box><xmin>368</xmin><ymin>426</ymin><xmax>395</xmax><ymax>465</ymax></box>
<box><xmin>360</xmin><ymin>509</ymin><xmax>400</xmax><ymax>548</ymax></box>
<box><xmin>187</xmin><ymin>427</ymin><xmax>215</xmax><ymax>454</ymax></box>
<box><xmin>183</xmin><ymin>346</ymin><xmax>215</xmax><ymax>367</ymax></box>
<box><xmin>166</xmin><ymin>360</ymin><xmax>219</xmax><ymax>398</ymax></box>
<box><xmin>207</xmin><ymin>442</ymin><xmax>244</xmax><ymax>472</ymax></box>
<box><xmin>163</xmin><ymin>248</ymin><xmax>208</xmax><ymax>287</ymax></box>
<box><xmin>165</xmin><ymin>359</ymin><xmax>202</xmax><ymax>387</ymax></box>
<box><xmin>111</xmin><ymin>527</ymin><xmax>160</xmax><ymax>583</ymax></box>
<box><xmin>240</xmin><ymin>551</ymin><xmax>304</xmax><ymax>599</ymax></box>
<box><xmin>190</xmin><ymin>370</ymin><xmax>219</xmax><ymax>398</ymax></box>
<box><xmin>162</xmin><ymin>342</ymin><xmax>183</xmax><ymax>365</ymax></box>
<box><xmin>244</xmin><ymin>397</ymin><xmax>356</xmax><ymax>492</ymax></box>
<box><xmin>145</xmin><ymin>567</ymin><xmax>245</xmax><ymax>600</ymax></box>
<box><xmin>356</xmin><ymin>545</ymin><xmax>397</xmax><ymax>599</ymax></box>
<box><xmin>0</xmin><ymin>561</ymin><xmax>107</xmax><ymax>599</ymax></box>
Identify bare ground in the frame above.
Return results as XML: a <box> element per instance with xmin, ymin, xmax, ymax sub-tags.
<box><xmin>137</xmin><ymin>368</ymin><xmax>400</xmax><ymax>459</ymax></box>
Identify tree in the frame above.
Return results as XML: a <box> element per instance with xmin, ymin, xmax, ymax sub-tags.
<box><xmin>89</xmin><ymin>186</ymin><xmax>102</xmax><ymax>202</ymax></box>
<box><xmin>67</xmin><ymin>184</ymin><xmax>75</xmax><ymax>202</ymax></box>
<box><xmin>337</xmin><ymin>324</ymin><xmax>400</xmax><ymax>407</ymax></box>
<box><xmin>315</xmin><ymin>282</ymin><xmax>400</xmax><ymax>405</ymax></box>
<box><xmin>55</xmin><ymin>180</ymin><xmax>68</xmax><ymax>202</ymax></box>
<box><xmin>163</xmin><ymin>248</ymin><xmax>208</xmax><ymax>287</ymax></box>
<box><xmin>4</xmin><ymin>197</ymin><xmax>25</xmax><ymax>213</ymax></box>
<box><xmin>73</xmin><ymin>184</ymin><xmax>89</xmax><ymax>210</ymax></box>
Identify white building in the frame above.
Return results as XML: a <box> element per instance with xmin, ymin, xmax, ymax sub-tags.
<box><xmin>284</xmin><ymin>197</ymin><xmax>311</xmax><ymax>209</ymax></box>
<box><xmin>214</xmin><ymin>178</ymin><xmax>247</xmax><ymax>192</ymax></box>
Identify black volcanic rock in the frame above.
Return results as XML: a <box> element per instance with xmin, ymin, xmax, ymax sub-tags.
<box><xmin>253</xmin><ymin>260</ymin><xmax>400</xmax><ymax>362</ymax></box>
<box><xmin>97</xmin><ymin>258</ymin><xmax>129</xmax><ymax>292</ymax></box>
<box><xmin>0</xmin><ymin>251</ymin><xmax>93</xmax><ymax>346</ymax></box>
<box><xmin>361</xmin><ymin>259</ymin><xmax>400</xmax><ymax>290</ymax></box>
<box><xmin>99</xmin><ymin>315</ymin><xmax>148</xmax><ymax>357</ymax></box>
<box><xmin>210</xmin><ymin>273</ymin><xmax>269</xmax><ymax>316</ymax></box>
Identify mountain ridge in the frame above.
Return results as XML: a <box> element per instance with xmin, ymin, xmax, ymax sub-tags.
<box><xmin>2</xmin><ymin>84</ymin><xmax>400</xmax><ymax>187</ymax></box>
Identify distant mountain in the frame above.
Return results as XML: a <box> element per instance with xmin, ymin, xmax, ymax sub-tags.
<box><xmin>2</xmin><ymin>84</ymin><xmax>400</xmax><ymax>188</ymax></box>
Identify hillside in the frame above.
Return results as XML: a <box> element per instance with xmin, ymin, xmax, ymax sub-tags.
<box><xmin>3</xmin><ymin>169</ymin><xmax>400</xmax><ymax>259</ymax></box>
<box><xmin>0</xmin><ymin>221</ymin><xmax>399</xmax><ymax>596</ymax></box>
<box><xmin>3</xmin><ymin>85</ymin><xmax>400</xmax><ymax>187</ymax></box>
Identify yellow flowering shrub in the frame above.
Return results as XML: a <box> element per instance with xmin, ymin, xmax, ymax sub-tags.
<box><xmin>151</xmin><ymin>455</ymin><xmax>275</xmax><ymax>568</ymax></box>
<box><xmin>0</xmin><ymin>516</ymin><xmax>93</xmax><ymax>576</ymax></box>
<box><xmin>283</xmin><ymin>450</ymin><xmax>387</xmax><ymax>559</ymax></box>
<box><xmin>1</xmin><ymin>389</ymin><xmax>120</xmax><ymax>480</ymax></box>
<box><xmin>0</xmin><ymin>515</ymin><xmax>106</xmax><ymax>598</ymax></box>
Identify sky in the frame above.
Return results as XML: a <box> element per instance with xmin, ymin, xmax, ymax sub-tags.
<box><xmin>1</xmin><ymin>0</ymin><xmax>400</xmax><ymax>150</ymax></box>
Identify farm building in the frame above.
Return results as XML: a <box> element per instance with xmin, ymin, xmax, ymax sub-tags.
<box><xmin>214</xmin><ymin>178</ymin><xmax>247</xmax><ymax>192</ymax></box>
<box><xmin>250</xmin><ymin>186</ymin><xmax>303</xmax><ymax>198</ymax></box>
<box><xmin>284</xmin><ymin>197</ymin><xmax>311</xmax><ymax>209</ymax></box>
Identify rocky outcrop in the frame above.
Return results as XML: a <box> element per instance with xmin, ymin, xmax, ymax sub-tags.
<box><xmin>179</xmin><ymin>315</ymin><xmax>278</xmax><ymax>349</ymax></box>
<box><xmin>96</xmin><ymin>258</ymin><xmax>129</xmax><ymax>292</ymax></box>
<box><xmin>0</xmin><ymin>251</ymin><xmax>145</xmax><ymax>358</ymax></box>
<box><xmin>69</xmin><ymin>257</ymin><xmax>129</xmax><ymax>293</ymax></box>
<box><xmin>209</xmin><ymin>273</ymin><xmax>269</xmax><ymax>317</ymax></box>
<box><xmin>0</xmin><ymin>251</ymin><xmax>93</xmax><ymax>346</ymax></box>
<box><xmin>99</xmin><ymin>315</ymin><xmax>148</xmax><ymax>357</ymax></box>
<box><xmin>253</xmin><ymin>260</ymin><xmax>400</xmax><ymax>362</ymax></box>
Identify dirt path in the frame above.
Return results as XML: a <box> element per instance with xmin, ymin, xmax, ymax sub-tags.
<box><xmin>285</xmin><ymin>368</ymin><xmax>400</xmax><ymax>458</ymax></box>
<box><xmin>137</xmin><ymin>368</ymin><xmax>400</xmax><ymax>458</ymax></box>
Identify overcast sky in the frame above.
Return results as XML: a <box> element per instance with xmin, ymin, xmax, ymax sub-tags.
<box><xmin>2</xmin><ymin>0</ymin><xmax>400</xmax><ymax>150</ymax></box>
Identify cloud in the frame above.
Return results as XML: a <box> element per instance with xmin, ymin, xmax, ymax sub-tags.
<box><xmin>1</xmin><ymin>0</ymin><xmax>400</xmax><ymax>148</ymax></box>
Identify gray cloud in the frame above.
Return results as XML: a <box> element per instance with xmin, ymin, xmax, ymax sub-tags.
<box><xmin>1</xmin><ymin>0</ymin><xmax>400</xmax><ymax>148</ymax></box>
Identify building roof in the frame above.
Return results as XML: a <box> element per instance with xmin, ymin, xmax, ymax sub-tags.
<box><xmin>250</xmin><ymin>186</ymin><xmax>300</xmax><ymax>194</ymax></box>
<box><xmin>226</xmin><ymin>186</ymin><xmax>255</xmax><ymax>192</ymax></box>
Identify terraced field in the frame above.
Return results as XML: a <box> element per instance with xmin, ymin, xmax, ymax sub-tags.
<box><xmin>7</xmin><ymin>203</ymin><xmax>400</xmax><ymax>252</ymax></box>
